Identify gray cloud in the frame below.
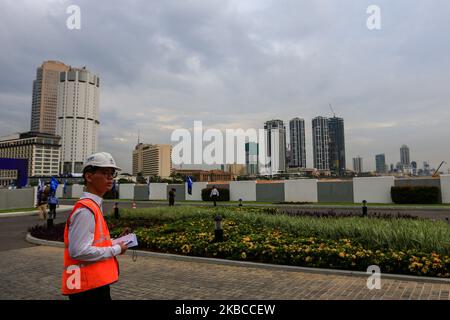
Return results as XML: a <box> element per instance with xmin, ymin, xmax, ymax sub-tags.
<box><xmin>1</xmin><ymin>0</ymin><xmax>450</xmax><ymax>172</ymax></box>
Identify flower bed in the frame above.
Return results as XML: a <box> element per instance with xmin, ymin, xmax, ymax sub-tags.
<box><xmin>30</xmin><ymin>206</ymin><xmax>450</xmax><ymax>278</ymax></box>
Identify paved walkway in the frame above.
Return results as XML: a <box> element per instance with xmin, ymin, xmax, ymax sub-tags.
<box><xmin>0</xmin><ymin>245</ymin><xmax>449</xmax><ymax>300</ymax></box>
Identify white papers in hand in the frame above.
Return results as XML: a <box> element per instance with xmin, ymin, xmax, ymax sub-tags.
<box><xmin>112</xmin><ymin>233</ymin><xmax>138</xmax><ymax>248</ymax></box>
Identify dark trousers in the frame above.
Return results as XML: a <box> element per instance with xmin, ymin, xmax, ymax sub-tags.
<box><xmin>48</xmin><ymin>204</ymin><xmax>57</xmax><ymax>219</ymax></box>
<box><xmin>169</xmin><ymin>198</ymin><xmax>175</xmax><ymax>206</ymax></box>
<box><xmin>212</xmin><ymin>195</ymin><xmax>218</xmax><ymax>206</ymax></box>
<box><xmin>68</xmin><ymin>285</ymin><xmax>111</xmax><ymax>301</ymax></box>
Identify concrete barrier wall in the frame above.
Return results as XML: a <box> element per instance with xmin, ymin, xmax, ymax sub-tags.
<box><xmin>284</xmin><ymin>179</ymin><xmax>318</xmax><ymax>202</ymax></box>
<box><xmin>0</xmin><ymin>188</ymin><xmax>35</xmax><ymax>210</ymax></box>
<box><xmin>56</xmin><ymin>184</ymin><xmax>63</xmax><ymax>198</ymax></box>
<box><xmin>168</xmin><ymin>184</ymin><xmax>186</xmax><ymax>201</ymax></box>
<box><xmin>440</xmin><ymin>175</ymin><xmax>450</xmax><ymax>204</ymax></box>
<box><xmin>134</xmin><ymin>185</ymin><xmax>149</xmax><ymax>201</ymax></box>
<box><xmin>71</xmin><ymin>184</ymin><xmax>84</xmax><ymax>199</ymax></box>
<box><xmin>186</xmin><ymin>182</ymin><xmax>208</xmax><ymax>201</ymax></box>
<box><xmin>230</xmin><ymin>181</ymin><xmax>257</xmax><ymax>201</ymax></box>
<box><xmin>318</xmin><ymin>181</ymin><xmax>354</xmax><ymax>203</ymax></box>
<box><xmin>353</xmin><ymin>176</ymin><xmax>395</xmax><ymax>203</ymax></box>
<box><xmin>256</xmin><ymin>183</ymin><xmax>285</xmax><ymax>202</ymax></box>
<box><xmin>149</xmin><ymin>183</ymin><xmax>168</xmax><ymax>200</ymax></box>
<box><xmin>119</xmin><ymin>184</ymin><xmax>135</xmax><ymax>199</ymax></box>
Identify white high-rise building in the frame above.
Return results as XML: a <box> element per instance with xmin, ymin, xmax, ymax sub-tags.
<box><xmin>263</xmin><ymin>120</ymin><xmax>286</xmax><ymax>174</ymax></box>
<box><xmin>57</xmin><ymin>67</ymin><xmax>100</xmax><ymax>174</ymax></box>
<box><xmin>353</xmin><ymin>156</ymin><xmax>363</xmax><ymax>174</ymax></box>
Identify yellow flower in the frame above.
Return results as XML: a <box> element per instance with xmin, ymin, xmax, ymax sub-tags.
<box><xmin>241</xmin><ymin>252</ymin><xmax>247</xmax><ymax>259</ymax></box>
<box><xmin>305</xmin><ymin>256</ymin><xmax>312</xmax><ymax>262</ymax></box>
<box><xmin>339</xmin><ymin>252</ymin><xmax>345</xmax><ymax>258</ymax></box>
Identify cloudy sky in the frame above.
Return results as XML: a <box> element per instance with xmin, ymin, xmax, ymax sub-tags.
<box><xmin>1</xmin><ymin>0</ymin><xmax>450</xmax><ymax>173</ymax></box>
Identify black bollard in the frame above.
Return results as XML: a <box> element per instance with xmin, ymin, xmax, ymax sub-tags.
<box><xmin>362</xmin><ymin>200</ymin><xmax>368</xmax><ymax>217</ymax></box>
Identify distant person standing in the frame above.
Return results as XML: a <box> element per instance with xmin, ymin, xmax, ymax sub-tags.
<box><xmin>210</xmin><ymin>186</ymin><xmax>220</xmax><ymax>207</ymax></box>
<box><xmin>37</xmin><ymin>186</ymin><xmax>48</xmax><ymax>220</ymax></box>
<box><xmin>168</xmin><ymin>188</ymin><xmax>176</xmax><ymax>206</ymax></box>
<box><xmin>47</xmin><ymin>193</ymin><xmax>59</xmax><ymax>228</ymax></box>
<box><xmin>114</xmin><ymin>202</ymin><xmax>120</xmax><ymax>219</ymax></box>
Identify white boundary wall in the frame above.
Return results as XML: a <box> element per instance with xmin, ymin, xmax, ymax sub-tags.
<box><xmin>229</xmin><ymin>181</ymin><xmax>257</xmax><ymax>201</ymax></box>
<box><xmin>353</xmin><ymin>176</ymin><xmax>395</xmax><ymax>203</ymax></box>
<box><xmin>185</xmin><ymin>182</ymin><xmax>208</xmax><ymax>201</ymax></box>
<box><xmin>149</xmin><ymin>183</ymin><xmax>168</xmax><ymax>200</ymax></box>
<box><xmin>55</xmin><ymin>184</ymin><xmax>63</xmax><ymax>198</ymax></box>
<box><xmin>119</xmin><ymin>184</ymin><xmax>135</xmax><ymax>199</ymax></box>
<box><xmin>284</xmin><ymin>179</ymin><xmax>318</xmax><ymax>202</ymax></box>
<box><xmin>440</xmin><ymin>175</ymin><xmax>450</xmax><ymax>204</ymax></box>
<box><xmin>71</xmin><ymin>184</ymin><xmax>84</xmax><ymax>199</ymax></box>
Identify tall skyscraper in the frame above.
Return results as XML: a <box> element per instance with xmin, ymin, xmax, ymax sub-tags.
<box><xmin>133</xmin><ymin>143</ymin><xmax>172</xmax><ymax>178</ymax></box>
<box><xmin>57</xmin><ymin>67</ymin><xmax>100</xmax><ymax>174</ymax></box>
<box><xmin>312</xmin><ymin>117</ymin><xmax>330</xmax><ymax>171</ymax></box>
<box><xmin>375</xmin><ymin>154</ymin><xmax>386</xmax><ymax>173</ymax></box>
<box><xmin>353</xmin><ymin>156</ymin><xmax>363</xmax><ymax>173</ymax></box>
<box><xmin>400</xmin><ymin>145</ymin><xmax>410</xmax><ymax>167</ymax></box>
<box><xmin>289</xmin><ymin>118</ymin><xmax>306</xmax><ymax>168</ymax></box>
<box><xmin>328</xmin><ymin>117</ymin><xmax>346</xmax><ymax>175</ymax></box>
<box><xmin>245</xmin><ymin>142</ymin><xmax>259</xmax><ymax>175</ymax></box>
<box><xmin>30</xmin><ymin>61</ymin><xmax>70</xmax><ymax>134</ymax></box>
<box><xmin>264</xmin><ymin>120</ymin><xmax>286</xmax><ymax>174</ymax></box>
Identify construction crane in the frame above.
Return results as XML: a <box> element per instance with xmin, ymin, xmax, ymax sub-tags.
<box><xmin>432</xmin><ymin>161</ymin><xmax>446</xmax><ymax>177</ymax></box>
<box><xmin>329</xmin><ymin>103</ymin><xmax>336</xmax><ymax>117</ymax></box>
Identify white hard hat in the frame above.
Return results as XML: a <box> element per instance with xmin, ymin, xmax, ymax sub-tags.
<box><xmin>83</xmin><ymin>152</ymin><xmax>122</xmax><ymax>171</ymax></box>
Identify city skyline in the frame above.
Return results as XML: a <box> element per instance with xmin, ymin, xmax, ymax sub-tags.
<box><xmin>1</xmin><ymin>1</ymin><xmax>449</xmax><ymax>173</ymax></box>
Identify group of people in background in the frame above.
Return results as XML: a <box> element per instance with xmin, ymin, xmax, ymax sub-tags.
<box><xmin>36</xmin><ymin>183</ymin><xmax>59</xmax><ymax>227</ymax></box>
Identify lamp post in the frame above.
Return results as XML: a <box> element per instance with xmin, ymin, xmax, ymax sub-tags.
<box><xmin>362</xmin><ymin>200</ymin><xmax>368</xmax><ymax>217</ymax></box>
<box><xmin>238</xmin><ymin>198</ymin><xmax>243</xmax><ymax>207</ymax></box>
<box><xmin>214</xmin><ymin>214</ymin><xmax>223</xmax><ymax>242</ymax></box>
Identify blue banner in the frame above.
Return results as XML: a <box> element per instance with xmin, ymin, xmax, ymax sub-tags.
<box><xmin>187</xmin><ymin>176</ymin><xmax>193</xmax><ymax>195</ymax></box>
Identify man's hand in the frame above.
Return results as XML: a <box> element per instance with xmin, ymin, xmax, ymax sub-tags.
<box><xmin>118</xmin><ymin>242</ymin><xmax>128</xmax><ymax>255</ymax></box>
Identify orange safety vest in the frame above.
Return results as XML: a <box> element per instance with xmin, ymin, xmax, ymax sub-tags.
<box><xmin>61</xmin><ymin>198</ymin><xmax>119</xmax><ymax>295</ymax></box>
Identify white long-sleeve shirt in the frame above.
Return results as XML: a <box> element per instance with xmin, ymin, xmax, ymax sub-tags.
<box><xmin>68</xmin><ymin>192</ymin><xmax>122</xmax><ymax>262</ymax></box>
<box><xmin>210</xmin><ymin>188</ymin><xmax>219</xmax><ymax>197</ymax></box>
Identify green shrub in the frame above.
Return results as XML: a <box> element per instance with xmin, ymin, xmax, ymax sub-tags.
<box><xmin>201</xmin><ymin>188</ymin><xmax>230</xmax><ymax>201</ymax></box>
<box><xmin>391</xmin><ymin>186</ymin><xmax>441</xmax><ymax>204</ymax></box>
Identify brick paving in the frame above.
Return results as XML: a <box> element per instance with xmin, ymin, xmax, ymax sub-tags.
<box><xmin>0</xmin><ymin>245</ymin><xmax>449</xmax><ymax>300</ymax></box>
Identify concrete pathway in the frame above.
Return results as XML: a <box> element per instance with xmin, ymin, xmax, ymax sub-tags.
<box><xmin>0</xmin><ymin>245</ymin><xmax>449</xmax><ymax>300</ymax></box>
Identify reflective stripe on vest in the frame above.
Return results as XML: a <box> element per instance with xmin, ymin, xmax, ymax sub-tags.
<box><xmin>62</xmin><ymin>198</ymin><xmax>119</xmax><ymax>295</ymax></box>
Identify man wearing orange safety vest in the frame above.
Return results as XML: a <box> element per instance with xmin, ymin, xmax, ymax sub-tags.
<box><xmin>62</xmin><ymin>152</ymin><xmax>128</xmax><ymax>300</ymax></box>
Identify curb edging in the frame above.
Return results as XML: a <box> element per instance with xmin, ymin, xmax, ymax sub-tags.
<box><xmin>25</xmin><ymin>233</ymin><xmax>450</xmax><ymax>285</ymax></box>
